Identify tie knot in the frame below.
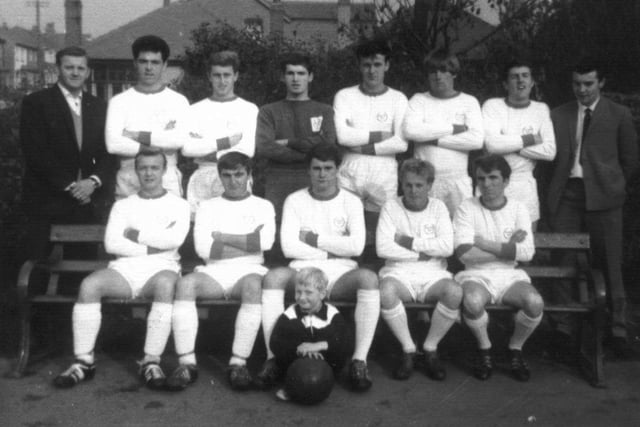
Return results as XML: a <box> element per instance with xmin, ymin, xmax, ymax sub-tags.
<box><xmin>584</xmin><ymin>108</ymin><xmax>591</xmax><ymax>116</ymax></box>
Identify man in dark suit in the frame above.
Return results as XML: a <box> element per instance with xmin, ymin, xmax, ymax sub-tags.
<box><xmin>548</xmin><ymin>57</ymin><xmax>638</xmax><ymax>349</ymax></box>
<box><xmin>20</xmin><ymin>46</ymin><xmax>114</xmax><ymax>260</ymax></box>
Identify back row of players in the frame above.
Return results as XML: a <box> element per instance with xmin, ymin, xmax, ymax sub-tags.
<box><xmin>54</xmin><ymin>35</ymin><xmax>553</xmax><ymax>392</ymax></box>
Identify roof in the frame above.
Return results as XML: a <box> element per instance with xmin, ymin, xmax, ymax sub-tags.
<box><xmin>86</xmin><ymin>0</ymin><xmax>376</xmax><ymax>61</ymax></box>
<box><xmin>284</xmin><ymin>2</ymin><xmax>375</xmax><ymax>21</ymax></box>
<box><xmin>0</xmin><ymin>26</ymin><xmax>40</xmax><ymax>49</ymax></box>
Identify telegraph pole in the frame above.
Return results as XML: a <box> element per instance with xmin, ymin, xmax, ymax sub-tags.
<box><xmin>26</xmin><ymin>0</ymin><xmax>49</xmax><ymax>86</ymax></box>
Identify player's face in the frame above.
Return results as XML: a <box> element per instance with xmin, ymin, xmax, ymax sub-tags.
<box><xmin>401</xmin><ymin>172</ymin><xmax>431</xmax><ymax>211</ymax></box>
<box><xmin>134</xmin><ymin>51</ymin><xmax>166</xmax><ymax>88</ymax></box>
<box><xmin>220</xmin><ymin>165</ymin><xmax>250</xmax><ymax>199</ymax></box>
<box><xmin>282</xmin><ymin>64</ymin><xmax>313</xmax><ymax>98</ymax></box>
<box><xmin>295</xmin><ymin>281</ymin><xmax>326</xmax><ymax>314</ymax></box>
<box><xmin>135</xmin><ymin>154</ymin><xmax>166</xmax><ymax>194</ymax></box>
<box><xmin>359</xmin><ymin>54</ymin><xmax>389</xmax><ymax>92</ymax></box>
<box><xmin>475</xmin><ymin>168</ymin><xmax>509</xmax><ymax>205</ymax></box>
<box><xmin>428</xmin><ymin>68</ymin><xmax>456</xmax><ymax>98</ymax></box>
<box><xmin>504</xmin><ymin>66</ymin><xmax>533</xmax><ymax>103</ymax></box>
<box><xmin>309</xmin><ymin>158</ymin><xmax>338</xmax><ymax>195</ymax></box>
<box><xmin>572</xmin><ymin>71</ymin><xmax>604</xmax><ymax>106</ymax></box>
<box><xmin>57</xmin><ymin>55</ymin><xmax>90</xmax><ymax>95</ymax></box>
<box><xmin>209</xmin><ymin>65</ymin><xmax>238</xmax><ymax>100</ymax></box>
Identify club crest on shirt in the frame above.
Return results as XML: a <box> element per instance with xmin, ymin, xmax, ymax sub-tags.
<box><xmin>376</xmin><ymin>112</ymin><xmax>389</xmax><ymax>123</ymax></box>
<box><xmin>454</xmin><ymin>112</ymin><xmax>466</xmax><ymax>124</ymax></box>
<box><xmin>503</xmin><ymin>227</ymin><xmax>514</xmax><ymax>240</ymax></box>
<box><xmin>333</xmin><ymin>216</ymin><xmax>347</xmax><ymax>233</ymax></box>
<box><xmin>241</xmin><ymin>214</ymin><xmax>257</xmax><ymax>227</ymax></box>
<box><xmin>310</xmin><ymin>116</ymin><xmax>323</xmax><ymax>132</ymax></box>
<box><xmin>422</xmin><ymin>223</ymin><xmax>436</xmax><ymax>238</ymax></box>
<box><xmin>522</xmin><ymin>126</ymin><xmax>534</xmax><ymax>135</ymax></box>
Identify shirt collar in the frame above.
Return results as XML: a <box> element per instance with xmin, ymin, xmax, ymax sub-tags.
<box><xmin>579</xmin><ymin>97</ymin><xmax>600</xmax><ymax>113</ymax></box>
<box><xmin>294</xmin><ymin>302</ymin><xmax>328</xmax><ymax>320</ymax></box>
<box><xmin>58</xmin><ymin>83</ymin><xmax>82</xmax><ymax>101</ymax></box>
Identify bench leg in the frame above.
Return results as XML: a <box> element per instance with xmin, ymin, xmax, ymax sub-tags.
<box><xmin>7</xmin><ymin>302</ymin><xmax>31</xmax><ymax>378</ymax></box>
<box><xmin>578</xmin><ymin>311</ymin><xmax>606</xmax><ymax>388</ymax></box>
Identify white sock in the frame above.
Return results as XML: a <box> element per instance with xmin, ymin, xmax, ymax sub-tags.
<box><xmin>72</xmin><ymin>303</ymin><xmax>101</xmax><ymax>364</ymax></box>
<box><xmin>230</xmin><ymin>303</ymin><xmax>261</xmax><ymax>365</ymax></box>
<box><xmin>172</xmin><ymin>300</ymin><xmax>198</xmax><ymax>366</ymax></box>
<box><xmin>353</xmin><ymin>289</ymin><xmax>380</xmax><ymax>361</ymax></box>
<box><xmin>464</xmin><ymin>311</ymin><xmax>491</xmax><ymax>350</ymax></box>
<box><xmin>261</xmin><ymin>289</ymin><xmax>285</xmax><ymax>360</ymax></box>
<box><xmin>423</xmin><ymin>302</ymin><xmax>459</xmax><ymax>352</ymax></box>
<box><xmin>381</xmin><ymin>303</ymin><xmax>416</xmax><ymax>353</ymax></box>
<box><xmin>143</xmin><ymin>302</ymin><xmax>173</xmax><ymax>359</ymax></box>
<box><xmin>509</xmin><ymin>311</ymin><xmax>542</xmax><ymax>351</ymax></box>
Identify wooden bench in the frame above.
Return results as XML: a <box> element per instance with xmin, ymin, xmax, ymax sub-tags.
<box><xmin>10</xmin><ymin>225</ymin><xmax>606</xmax><ymax>387</ymax></box>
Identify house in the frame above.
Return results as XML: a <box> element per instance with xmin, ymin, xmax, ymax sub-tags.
<box><xmin>85</xmin><ymin>0</ymin><xmax>376</xmax><ymax>99</ymax></box>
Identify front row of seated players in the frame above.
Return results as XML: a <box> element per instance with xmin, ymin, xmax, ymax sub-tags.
<box><xmin>54</xmin><ymin>150</ymin><xmax>191</xmax><ymax>388</ymax></box>
<box><xmin>53</xmin><ymin>146</ymin><xmax>543</xmax><ymax>390</ymax></box>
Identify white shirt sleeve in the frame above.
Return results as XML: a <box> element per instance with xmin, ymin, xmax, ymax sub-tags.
<box><xmin>104</xmin><ymin>200</ymin><xmax>147</xmax><ymax>257</ymax></box>
<box><xmin>412</xmin><ymin>201</ymin><xmax>454</xmax><ymax>257</ymax></box>
<box><xmin>373</xmin><ymin>94</ymin><xmax>408</xmax><ymax>156</ymax></box>
<box><xmin>137</xmin><ymin>198</ymin><xmax>190</xmax><ymax>250</ymax></box>
<box><xmin>334</xmin><ymin>89</ymin><xmax>370</xmax><ymax>147</ymax></box>
<box><xmin>105</xmin><ymin>96</ymin><xmax>143</xmax><ymax>157</ymax></box>
<box><xmin>375</xmin><ymin>201</ymin><xmax>417</xmax><ymax>261</ymax></box>
<box><xmin>519</xmin><ymin>103</ymin><xmax>556</xmax><ymax>161</ymax></box>
<box><xmin>453</xmin><ymin>200</ymin><xmax>475</xmax><ymax>249</ymax></box>
<box><xmin>483</xmin><ymin>99</ymin><xmax>525</xmax><ymax>154</ymax></box>
<box><xmin>281</xmin><ymin>195</ymin><xmax>327</xmax><ymax>260</ymax></box>
<box><xmin>193</xmin><ymin>202</ymin><xmax>215</xmax><ymax>261</ymax></box>
<box><xmin>437</xmin><ymin>97</ymin><xmax>484</xmax><ymax>151</ymax></box>
<box><xmin>317</xmin><ymin>195</ymin><xmax>366</xmax><ymax>257</ymax></box>
<box><xmin>402</xmin><ymin>94</ymin><xmax>452</xmax><ymax>142</ymax></box>
<box><xmin>258</xmin><ymin>200</ymin><xmax>276</xmax><ymax>251</ymax></box>
<box><xmin>515</xmin><ymin>203</ymin><xmax>535</xmax><ymax>262</ymax></box>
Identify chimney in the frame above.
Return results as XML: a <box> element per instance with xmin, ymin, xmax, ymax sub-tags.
<box><xmin>338</xmin><ymin>0</ymin><xmax>351</xmax><ymax>28</ymax></box>
<box><xmin>65</xmin><ymin>0</ymin><xmax>83</xmax><ymax>46</ymax></box>
<box><xmin>164</xmin><ymin>0</ymin><xmax>171</xmax><ymax>7</ymax></box>
<box><xmin>270</xmin><ymin>0</ymin><xmax>284</xmax><ymax>37</ymax></box>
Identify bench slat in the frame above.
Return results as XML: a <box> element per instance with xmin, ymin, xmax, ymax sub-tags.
<box><xmin>50</xmin><ymin>224</ymin><xmax>105</xmax><ymax>242</ymax></box>
<box><xmin>47</xmin><ymin>260</ymin><xmax>110</xmax><ymax>272</ymax></box>
<box><xmin>533</xmin><ymin>232</ymin><xmax>590</xmax><ymax>249</ymax></box>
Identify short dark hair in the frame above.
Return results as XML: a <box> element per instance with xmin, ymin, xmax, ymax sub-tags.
<box><xmin>399</xmin><ymin>158</ymin><xmax>435</xmax><ymax>184</ymax></box>
<box><xmin>132</xmin><ymin>35</ymin><xmax>170</xmax><ymax>62</ymax></box>
<box><xmin>134</xmin><ymin>150</ymin><xmax>167</xmax><ymax>169</ymax></box>
<box><xmin>473</xmin><ymin>154</ymin><xmax>511</xmax><ymax>180</ymax></box>
<box><xmin>573</xmin><ymin>56</ymin><xmax>605</xmax><ymax>81</ymax></box>
<box><xmin>208</xmin><ymin>50</ymin><xmax>240</xmax><ymax>73</ymax></box>
<box><xmin>355</xmin><ymin>38</ymin><xmax>391</xmax><ymax>61</ymax></box>
<box><xmin>280</xmin><ymin>52</ymin><xmax>313</xmax><ymax>74</ymax></box>
<box><xmin>424</xmin><ymin>48</ymin><xmax>460</xmax><ymax>75</ymax></box>
<box><xmin>306</xmin><ymin>143</ymin><xmax>342</xmax><ymax>168</ymax></box>
<box><xmin>217</xmin><ymin>151</ymin><xmax>252</xmax><ymax>175</ymax></box>
<box><xmin>55</xmin><ymin>46</ymin><xmax>87</xmax><ymax>65</ymax></box>
<box><xmin>502</xmin><ymin>58</ymin><xmax>534</xmax><ymax>81</ymax></box>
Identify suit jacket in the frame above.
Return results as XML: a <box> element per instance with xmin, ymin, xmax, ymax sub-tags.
<box><xmin>547</xmin><ymin>96</ymin><xmax>638</xmax><ymax>213</ymax></box>
<box><xmin>20</xmin><ymin>84</ymin><xmax>114</xmax><ymax>219</ymax></box>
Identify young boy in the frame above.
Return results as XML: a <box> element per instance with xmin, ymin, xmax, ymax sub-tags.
<box><xmin>270</xmin><ymin>267</ymin><xmax>347</xmax><ymax>400</ymax></box>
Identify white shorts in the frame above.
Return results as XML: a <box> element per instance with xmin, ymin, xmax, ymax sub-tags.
<box><xmin>186</xmin><ymin>164</ymin><xmax>253</xmax><ymax>215</ymax></box>
<box><xmin>455</xmin><ymin>268</ymin><xmax>531</xmax><ymax>305</ymax></box>
<box><xmin>505</xmin><ymin>173</ymin><xmax>539</xmax><ymax>222</ymax></box>
<box><xmin>379</xmin><ymin>265</ymin><xmax>453</xmax><ymax>302</ymax></box>
<box><xmin>195</xmin><ymin>263</ymin><xmax>267</xmax><ymax>297</ymax></box>
<box><xmin>338</xmin><ymin>154</ymin><xmax>397</xmax><ymax>212</ymax></box>
<box><xmin>108</xmin><ymin>257</ymin><xmax>181</xmax><ymax>298</ymax></box>
<box><xmin>289</xmin><ymin>259</ymin><xmax>357</xmax><ymax>296</ymax></box>
<box><xmin>116</xmin><ymin>165</ymin><xmax>183</xmax><ymax>200</ymax></box>
<box><xmin>430</xmin><ymin>175</ymin><xmax>472</xmax><ymax>217</ymax></box>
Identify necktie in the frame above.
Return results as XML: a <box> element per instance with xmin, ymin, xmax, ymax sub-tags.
<box><xmin>582</xmin><ymin>108</ymin><xmax>591</xmax><ymax>142</ymax></box>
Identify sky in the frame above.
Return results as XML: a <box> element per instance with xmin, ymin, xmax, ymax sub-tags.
<box><xmin>0</xmin><ymin>1</ymin><xmax>497</xmax><ymax>40</ymax></box>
